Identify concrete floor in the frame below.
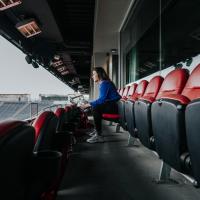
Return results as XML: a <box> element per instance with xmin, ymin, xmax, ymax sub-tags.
<box><xmin>57</xmin><ymin>122</ymin><xmax>200</xmax><ymax>200</ymax></box>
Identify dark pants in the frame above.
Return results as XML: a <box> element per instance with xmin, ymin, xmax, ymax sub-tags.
<box><xmin>92</xmin><ymin>100</ymin><xmax>119</xmax><ymax>135</ymax></box>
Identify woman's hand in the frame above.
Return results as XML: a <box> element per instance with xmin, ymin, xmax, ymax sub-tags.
<box><xmin>80</xmin><ymin>103</ymin><xmax>91</xmax><ymax>110</ymax></box>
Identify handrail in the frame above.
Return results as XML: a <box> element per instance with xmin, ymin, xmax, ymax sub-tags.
<box><xmin>42</xmin><ymin>104</ymin><xmax>65</xmax><ymax>111</ymax></box>
<box><xmin>0</xmin><ymin>93</ymin><xmax>87</xmax><ymax>123</ymax></box>
<box><xmin>70</xmin><ymin>94</ymin><xmax>83</xmax><ymax>100</ymax></box>
<box><xmin>24</xmin><ymin>103</ymin><xmax>66</xmax><ymax>123</ymax></box>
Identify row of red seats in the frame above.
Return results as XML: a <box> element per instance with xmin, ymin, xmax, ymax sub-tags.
<box><xmin>118</xmin><ymin>64</ymin><xmax>200</xmax><ymax>185</ymax></box>
<box><xmin>101</xmin><ymin>86</ymin><xmax>137</xmax><ymax>132</ymax></box>
<box><xmin>0</xmin><ymin>104</ymin><xmax>87</xmax><ymax>200</ymax></box>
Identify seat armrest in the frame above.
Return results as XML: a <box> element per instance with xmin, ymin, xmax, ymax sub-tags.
<box><xmin>157</xmin><ymin>94</ymin><xmax>190</xmax><ymax>105</ymax></box>
<box><xmin>139</xmin><ymin>96</ymin><xmax>156</xmax><ymax>103</ymax></box>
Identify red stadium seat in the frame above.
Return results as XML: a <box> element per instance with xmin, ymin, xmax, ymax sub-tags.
<box><xmin>0</xmin><ymin>120</ymin><xmax>35</xmax><ymax>199</ymax></box>
<box><xmin>54</xmin><ymin>107</ymin><xmax>73</xmax><ymax>155</ymax></box>
<box><xmin>102</xmin><ymin>113</ymin><xmax>121</xmax><ymax>119</ymax></box>
<box><xmin>119</xmin><ymin>88</ymin><xmax>125</xmax><ymax>96</ymax></box>
<box><xmin>101</xmin><ymin>86</ymin><xmax>132</xmax><ymax>132</ymax></box>
<box><xmin>118</xmin><ymin>83</ymin><xmax>137</xmax><ymax>130</ymax></box>
<box><xmin>184</xmin><ymin>64</ymin><xmax>200</xmax><ymax>184</ymax></box>
<box><xmin>151</xmin><ymin>68</ymin><xmax>189</xmax><ymax>173</ymax></box>
<box><xmin>134</xmin><ymin>76</ymin><xmax>163</xmax><ymax>149</ymax></box>
<box><xmin>32</xmin><ymin>111</ymin><xmax>62</xmax><ymax>200</ymax></box>
<box><xmin>33</xmin><ymin>111</ymin><xmax>58</xmax><ymax>151</ymax></box>
<box><xmin>125</xmin><ymin>80</ymin><xmax>148</xmax><ymax>137</ymax></box>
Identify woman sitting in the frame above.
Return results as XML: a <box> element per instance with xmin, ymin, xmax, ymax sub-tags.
<box><xmin>81</xmin><ymin>67</ymin><xmax>121</xmax><ymax>143</ymax></box>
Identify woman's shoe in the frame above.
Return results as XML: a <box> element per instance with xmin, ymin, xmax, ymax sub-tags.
<box><xmin>86</xmin><ymin>129</ymin><xmax>97</xmax><ymax>136</ymax></box>
<box><xmin>89</xmin><ymin>129</ymin><xmax>97</xmax><ymax>136</ymax></box>
<box><xmin>86</xmin><ymin>134</ymin><xmax>104</xmax><ymax>143</ymax></box>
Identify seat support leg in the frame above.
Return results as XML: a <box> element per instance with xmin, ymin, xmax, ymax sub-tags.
<box><xmin>116</xmin><ymin>123</ymin><xmax>120</xmax><ymax>132</ymax></box>
<box><xmin>109</xmin><ymin>121</ymin><xmax>114</xmax><ymax>126</ymax></box>
<box><xmin>159</xmin><ymin>161</ymin><xmax>171</xmax><ymax>181</ymax></box>
<box><xmin>127</xmin><ymin>133</ymin><xmax>139</xmax><ymax>147</ymax></box>
<box><xmin>154</xmin><ymin>161</ymin><xmax>178</xmax><ymax>184</ymax></box>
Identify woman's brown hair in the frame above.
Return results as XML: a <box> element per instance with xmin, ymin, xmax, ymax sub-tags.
<box><xmin>92</xmin><ymin>67</ymin><xmax>117</xmax><ymax>89</ymax></box>
<box><xmin>92</xmin><ymin>67</ymin><xmax>110</xmax><ymax>81</ymax></box>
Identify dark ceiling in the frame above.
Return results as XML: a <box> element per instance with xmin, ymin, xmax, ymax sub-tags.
<box><xmin>0</xmin><ymin>0</ymin><xmax>95</xmax><ymax>93</ymax></box>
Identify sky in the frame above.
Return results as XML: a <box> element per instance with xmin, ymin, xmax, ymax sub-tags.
<box><xmin>0</xmin><ymin>36</ymin><xmax>74</xmax><ymax>100</ymax></box>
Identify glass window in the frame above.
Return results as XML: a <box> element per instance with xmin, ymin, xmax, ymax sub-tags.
<box><xmin>122</xmin><ymin>0</ymin><xmax>200</xmax><ymax>83</ymax></box>
<box><xmin>161</xmin><ymin>0</ymin><xmax>200</xmax><ymax>68</ymax></box>
<box><xmin>126</xmin><ymin>47</ymin><xmax>137</xmax><ymax>83</ymax></box>
<box><xmin>126</xmin><ymin>20</ymin><xmax>160</xmax><ymax>82</ymax></box>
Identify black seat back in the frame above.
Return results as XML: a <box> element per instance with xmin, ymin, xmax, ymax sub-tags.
<box><xmin>0</xmin><ymin>120</ymin><xmax>35</xmax><ymax>200</ymax></box>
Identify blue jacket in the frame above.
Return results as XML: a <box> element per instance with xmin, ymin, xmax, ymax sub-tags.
<box><xmin>89</xmin><ymin>80</ymin><xmax>121</xmax><ymax>108</ymax></box>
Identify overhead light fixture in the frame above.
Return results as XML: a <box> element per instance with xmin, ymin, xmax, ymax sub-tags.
<box><xmin>57</xmin><ymin>66</ymin><xmax>67</xmax><ymax>72</ymax></box>
<box><xmin>50</xmin><ymin>60</ymin><xmax>63</xmax><ymax>68</ymax></box>
<box><xmin>54</xmin><ymin>55</ymin><xmax>60</xmax><ymax>60</ymax></box>
<box><xmin>0</xmin><ymin>0</ymin><xmax>22</xmax><ymax>11</ymax></box>
<box><xmin>61</xmin><ymin>70</ymin><xmax>69</xmax><ymax>75</ymax></box>
<box><xmin>25</xmin><ymin>55</ymin><xmax>32</xmax><ymax>64</ymax></box>
<box><xmin>78</xmin><ymin>85</ymin><xmax>83</xmax><ymax>89</ymax></box>
<box><xmin>16</xmin><ymin>19</ymin><xmax>41</xmax><ymax>38</ymax></box>
<box><xmin>111</xmin><ymin>49</ymin><xmax>117</xmax><ymax>53</ymax></box>
<box><xmin>69</xmin><ymin>79</ymin><xmax>77</xmax><ymax>85</ymax></box>
<box><xmin>32</xmin><ymin>61</ymin><xmax>39</xmax><ymax>69</ymax></box>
